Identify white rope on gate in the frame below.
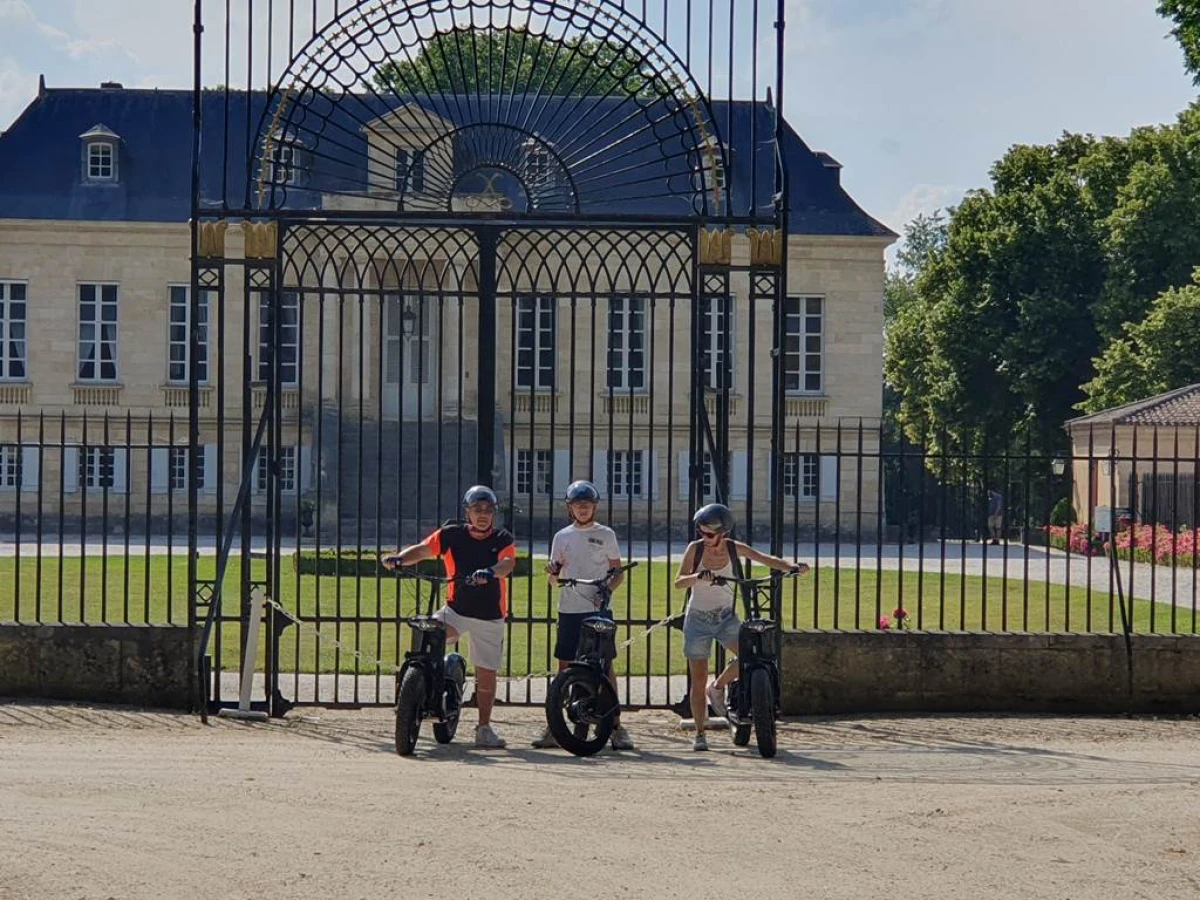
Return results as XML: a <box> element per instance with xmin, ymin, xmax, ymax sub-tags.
<box><xmin>260</xmin><ymin>595</ymin><xmax>684</xmax><ymax>690</ymax></box>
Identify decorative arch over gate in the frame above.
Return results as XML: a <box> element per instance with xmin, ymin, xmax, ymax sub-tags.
<box><xmin>251</xmin><ymin>0</ymin><xmax>731</xmax><ymax>217</ymax></box>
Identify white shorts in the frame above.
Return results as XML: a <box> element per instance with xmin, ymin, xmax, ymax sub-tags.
<box><xmin>434</xmin><ymin>605</ymin><xmax>505</xmax><ymax>672</ymax></box>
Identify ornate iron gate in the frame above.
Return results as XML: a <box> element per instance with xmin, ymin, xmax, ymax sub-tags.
<box><xmin>190</xmin><ymin>0</ymin><xmax>790</xmax><ymax>714</ymax></box>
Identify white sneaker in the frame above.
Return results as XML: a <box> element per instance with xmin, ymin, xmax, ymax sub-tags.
<box><xmin>531</xmin><ymin>727</ymin><xmax>558</xmax><ymax>749</ymax></box>
<box><xmin>610</xmin><ymin>724</ymin><xmax>635</xmax><ymax>751</ymax></box>
<box><xmin>475</xmin><ymin>724</ymin><xmax>507</xmax><ymax>749</ymax></box>
<box><xmin>706</xmin><ymin>682</ymin><xmax>727</xmax><ymax>718</ymax></box>
<box><xmin>692</xmin><ymin>732</ymin><xmax>709</xmax><ymax>752</ymax></box>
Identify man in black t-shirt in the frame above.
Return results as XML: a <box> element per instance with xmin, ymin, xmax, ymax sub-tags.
<box><xmin>383</xmin><ymin>486</ymin><xmax>516</xmax><ymax>749</ymax></box>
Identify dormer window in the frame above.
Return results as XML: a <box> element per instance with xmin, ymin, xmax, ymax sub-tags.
<box><xmin>88</xmin><ymin>142</ymin><xmax>115</xmax><ymax>179</ymax></box>
<box><xmin>523</xmin><ymin>140</ymin><xmax>552</xmax><ymax>190</ymax></box>
<box><xmin>80</xmin><ymin>123</ymin><xmax>121</xmax><ymax>184</ymax></box>
<box><xmin>266</xmin><ymin>132</ymin><xmax>296</xmax><ymax>186</ymax></box>
<box><xmin>395</xmin><ymin>148</ymin><xmax>426</xmax><ymax>194</ymax></box>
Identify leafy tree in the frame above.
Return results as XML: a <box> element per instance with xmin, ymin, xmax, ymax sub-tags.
<box><xmin>1160</xmin><ymin>0</ymin><xmax>1200</xmax><ymax>84</ymax></box>
<box><xmin>883</xmin><ymin>103</ymin><xmax>1200</xmax><ymax>461</ymax></box>
<box><xmin>373</xmin><ymin>27</ymin><xmax>664</xmax><ymax>98</ymax></box>
<box><xmin>884</xmin><ymin>211</ymin><xmax>947</xmax><ymax>324</ymax></box>
<box><xmin>1080</xmin><ymin>271</ymin><xmax>1200</xmax><ymax>411</ymax></box>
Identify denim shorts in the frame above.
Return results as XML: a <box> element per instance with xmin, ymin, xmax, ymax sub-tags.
<box><xmin>682</xmin><ymin>606</ymin><xmax>741</xmax><ymax>660</ymax></box>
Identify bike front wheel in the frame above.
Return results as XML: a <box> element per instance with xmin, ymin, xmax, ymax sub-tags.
<box><xmin>395</xmin><ymin>667</ymin><xmax>425</xmax><ymax>756</ymax></box>
<box><xmin>750</xmin><ymin>667</ymin><xmax>777</xmax><ymax>758</ymax></box>
<box><xmin>545</xmin><ymin>667</ymin><xmax>618</xmax><ymax>757</ymax></box>
<box><xmin>433</xmin><ymin>656</ymin><xmax>466</xmax><ymax>745</ymax></box>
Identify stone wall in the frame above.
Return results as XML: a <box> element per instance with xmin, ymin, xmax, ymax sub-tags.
<box><xmin>781</xmin><ymin>630</ymin><xmax>1200</xmax><ymax>715</ymax></box>
<box><xmin>0</xmin><ymin>623</ymin><xmax>192</xmax><ymax>709</ymax></box>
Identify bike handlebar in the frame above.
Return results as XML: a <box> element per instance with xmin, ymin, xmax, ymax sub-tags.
<box><xmin>555</xmin><ymin>561</ymin><xmax>639</xmax><ymax>589</ymax></box>
<box><xmin>711</xmin><ymin>569</ymin><xmax>807</xmax><ymax>588</ymax></box>
<box><xmin>390</xmin><ymin>568</ymin><xmax>475</xmax><ymax>585</ymax></box>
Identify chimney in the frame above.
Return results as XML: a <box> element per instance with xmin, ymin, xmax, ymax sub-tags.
<box><xmin>815</xmin><ymin>151</ymin><xmax>843</xmax><ymax>186</ymax></box>
<box><xmin>100</xmin><ymin>81</ymin><xmax>124</xmax><ymax>90</ymax></box>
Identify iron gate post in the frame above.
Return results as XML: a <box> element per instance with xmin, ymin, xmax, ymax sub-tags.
<box><xmin>477</xmin><ymin>226</ymin><xmax>498</xmax><ymax>488</ymax></box>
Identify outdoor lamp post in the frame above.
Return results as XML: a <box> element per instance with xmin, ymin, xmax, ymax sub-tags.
<box><xmin>400</xmin><ymin>297</ymin><xmax>418</xmax><ymax>338</ymax></box>
<box><xmin>1051</xmin><ymin>458</ymin><xmax>1066</xmax><ymax>477</ymax></box>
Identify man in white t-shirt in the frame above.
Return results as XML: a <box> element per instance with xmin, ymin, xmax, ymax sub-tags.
<box><xmin>532</xmin><ymin>480</ymin><xmax>634</xmax><ymax>750</ymax></box>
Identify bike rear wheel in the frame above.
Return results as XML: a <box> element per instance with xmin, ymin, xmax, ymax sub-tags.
<box><xmin>395</xmin><ymin>667</ymin><xmax>425</xmax><ymax>756</ymax></box>
<box><xmin>545</xmin><ymin>667</ymin><xmax>617</xmax><ymax>757</ymax></box>
<box><xmin>750</xmin><ymin>667</ymin><xmax>777</xmax><ymax>759</ymax></box>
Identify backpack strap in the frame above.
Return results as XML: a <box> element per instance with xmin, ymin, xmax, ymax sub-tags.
<box><xmin>683</xmin><ymin>539</ymin><xmax>706</xmax><ymax>576</ymax></box>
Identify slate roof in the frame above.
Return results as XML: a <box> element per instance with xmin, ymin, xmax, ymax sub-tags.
<box><xmin>0</xmin><ymin>85</ymin><xmax>894</xmax><ymax>237</ymax></box>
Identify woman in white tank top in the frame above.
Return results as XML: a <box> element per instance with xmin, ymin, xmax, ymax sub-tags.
<box><xmin>673</xmin><ymin>503</ymin><xmax>809</xmax><ymax>751</ymax></box>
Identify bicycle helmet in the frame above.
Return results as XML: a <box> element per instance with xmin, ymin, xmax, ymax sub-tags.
<box><xmin>462</xmin><ymin>485</ymin><xmax>498</xmax><ymax>508</ymax></box>
<box><xmin>693</xmin><ymin>503</ymin><xmax>734</xmax><ymax>534</ymax></box>
<box><xmin>565</xmin><ymin>480</ymin><xmax>600</xmax><ymax>503</ymax></box>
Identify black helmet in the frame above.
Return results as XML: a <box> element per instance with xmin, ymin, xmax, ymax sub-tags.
<box><xmin>462</xmin><ymin>485</ymin><xmax>498</xmax><ymax>508</ymax></box>
<box><xmin>565</xmin><ymin>480</ymin><xmax>600</xmax><ymax>503</ymax></box>
<box><xmin>693</xmin><ymin>503</ymin><xmax>734</xmax><ymax>535</ymax></box>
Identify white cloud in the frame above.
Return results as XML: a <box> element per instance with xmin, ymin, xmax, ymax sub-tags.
<box><xmin>0</xmin><ymin>58</ymin><xmax>36</xmax><ymax>131</ymax></box>
<box><xmin>0</xmin><ymin>0</ymin><xmax>72</xmax><ymax>44</ymax></box>
<box><xmin>884</xmin><ymin>183</ymin><xmax>963</xmax><ymax>234</ymax></box>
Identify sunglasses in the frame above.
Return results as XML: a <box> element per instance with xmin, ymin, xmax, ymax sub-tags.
<box><xmin>699</xmin><ymin>528</ymin><xmax>726</xmax><ymax>538</ymax></box>
<box><xmin>466</xmin><ymin>503</ymin><xmax>496</xmax><ymax>514</ymax></box>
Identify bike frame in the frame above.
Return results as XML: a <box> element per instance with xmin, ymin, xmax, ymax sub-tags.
<box><xmin>557</xmin><ymin>562</ymin><xmax>639</xmax><ymax>672</ymax></box>
<box><xmin>720</xmin><ymin>573</ymin><xmax>793</xmax><ymax>723</ymax></box>
<box><xmin>394</xmin><ymin>570</ymin><xmax>468</xmax><ymax>720</ymax></box>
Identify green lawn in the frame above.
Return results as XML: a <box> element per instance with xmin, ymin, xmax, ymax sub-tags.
<box><xmin>1</xmin><ymin>556</ymin><xmax>1196</xmax><ymax>676</ymax></box>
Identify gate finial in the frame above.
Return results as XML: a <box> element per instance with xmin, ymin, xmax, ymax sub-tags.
<box><xmin>748</xmin><ymin>229</ymin><xmax>782</xmax><ymax>267</ymax></box>
<box><xmin>243</xmin><ymin>221</ymin><xmax>279</xmax><ymax>260</ymax></box>
<box><xmin>699</xmin><ymin>228</ymin><xmax>733</xmax><ymax>266</ymax></box>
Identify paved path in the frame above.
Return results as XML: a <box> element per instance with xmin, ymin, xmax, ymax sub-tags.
<box><xmin>2</xmin><ymin>535</ymin><xmax>1194</xmax><ymax>606</ymax></box>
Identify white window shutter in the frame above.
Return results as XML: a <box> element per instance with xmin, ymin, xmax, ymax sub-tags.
<box><xmin>591</xmin><ymin>450</ymin><xmax>608</xmax><ymax>495</ymax></box>
<box><xmin>731</xmin><ymin>451</ymin><xmax>749</xmax><ymax>501</ymax></box>
<box><xmin>648</xmin><ymin>450</ymin><xmax>660</xmax><ymax>500</ymax></box>
<box><xmin>20</xmin><ymin>445</ymin><xmax>40</xmax><ymax>491</ymax></box>
<box><xmin>299</xmin><ymin>445</ymin><xmax>313</xmax><ymax>493</ymax></box>
<box><xmin>678</xmin><ymin>451</ymin><xmax>690</xmax><ymax>499</ymax></box>
<box><xmin>552</xmin><ymin>448</ymin><xmax>570</xmax><ymax>497</ymax></box>
<box><xmin>63</xmin><ymin>447</ymin><xmax>79</xmax><ymax>493</ymax></box>
<box><xmin>203</xmin><ymin>445</ymin><xmax>218</xmax><ymax>494</ymax></box>
<box><xmin>819</xmin><ymin>455</ymin><xmax>839</xmax><ymax>501</ymax></box>
<box><xmin>150</xmin><ymin>448</ymin><xmax>169</xmax><ymax>494</ymax></box>
<box><xmin>113</xmin><ymin>449</ymin><xmax>129</xmax><ymax>494</ymax></box>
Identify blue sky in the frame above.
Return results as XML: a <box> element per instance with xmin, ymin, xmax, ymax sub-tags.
<box><xmin>1</xmin><ymin>0</ymin><xmax>1195</xmax><ymax>240</ymax></box>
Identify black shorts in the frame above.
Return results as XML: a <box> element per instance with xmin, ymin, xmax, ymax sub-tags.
<box><xmin>554</xmin><ymin>610</ymin><xmax>616</xmax><ymax>662</ymax></box>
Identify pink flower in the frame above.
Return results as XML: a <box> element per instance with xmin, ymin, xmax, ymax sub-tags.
<box><xmin>878</xmin><ymin>616</ymin><xmax>891</xmax><ymax>630</ymax></box>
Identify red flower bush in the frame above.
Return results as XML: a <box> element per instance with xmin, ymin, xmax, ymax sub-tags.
<box><xmin>1046</xmin><ymin>524</ymin><xmax>1198</xmax><ymax>566</ymax></box>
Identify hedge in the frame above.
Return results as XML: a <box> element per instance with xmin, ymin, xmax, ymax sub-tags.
<box><xmin>293</xmin><ymin>550</ymin><xmax>535</xmax><ymax>578</ymax></box>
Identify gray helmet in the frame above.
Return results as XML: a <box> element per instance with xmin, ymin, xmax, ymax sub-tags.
<box><xmin>693</xmin><ymin>503</ymin><xmax>734</xmax><ymax>535</ymax></box>
<box><xmin>565</xmin><ymin>480</ymin><xmax>600</xmax><ymax>503</ymax></box>
<box><xmin>462</xmin><ymin>485</ymin><xmax>498</xmax><ymax>508</ymax></box>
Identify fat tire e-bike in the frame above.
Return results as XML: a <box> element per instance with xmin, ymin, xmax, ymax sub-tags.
<box><xmin>544</xmin><ymin>562</ymin><xmax>639</xmax><ymax>757</ymax></box>
<box><xmin>389</xmin><ymin>567</ymin><xmax>472</xmax><ymax>756</ymax></box>
<box><xmin>713</xmin><ymin>570</ymin><xmax>803</xmax><ymax>759</ymax></box>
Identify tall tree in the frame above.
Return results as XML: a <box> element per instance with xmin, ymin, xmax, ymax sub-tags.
<box><xmin>884</xmin><ymin>211</ymin><xmax>947</xmax><ymax>324</ymax></box>
<box><xmin>1080</xmin><ymin>271</ymin><xmax>1200</xmax><ymax>411</ymax></box>
<box><xmin>373</xmin><ymin>27</ymin><xmax>663</xmax><ymax>97</ymax></box>
<box><xmin>883</xmin><ymin>104</ymin><xmax>1200</xmax><ymax>459</ymax></box>
<box><xmin>1159</xmin><ymin>0</ymin><xmax>1200</xmax><ymax>84</ymax></box>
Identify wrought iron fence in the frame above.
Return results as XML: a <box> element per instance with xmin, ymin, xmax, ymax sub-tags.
<box><xmin>4</xmin><ymin>414</ymin><xmax>1196</xmax><ymax>641</ymax></box>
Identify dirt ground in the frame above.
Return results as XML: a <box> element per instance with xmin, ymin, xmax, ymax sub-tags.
<box><xmin>1</xmin><ymin>704</ymin><xmax>1198</xmax><ymax>900</ymax></box>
